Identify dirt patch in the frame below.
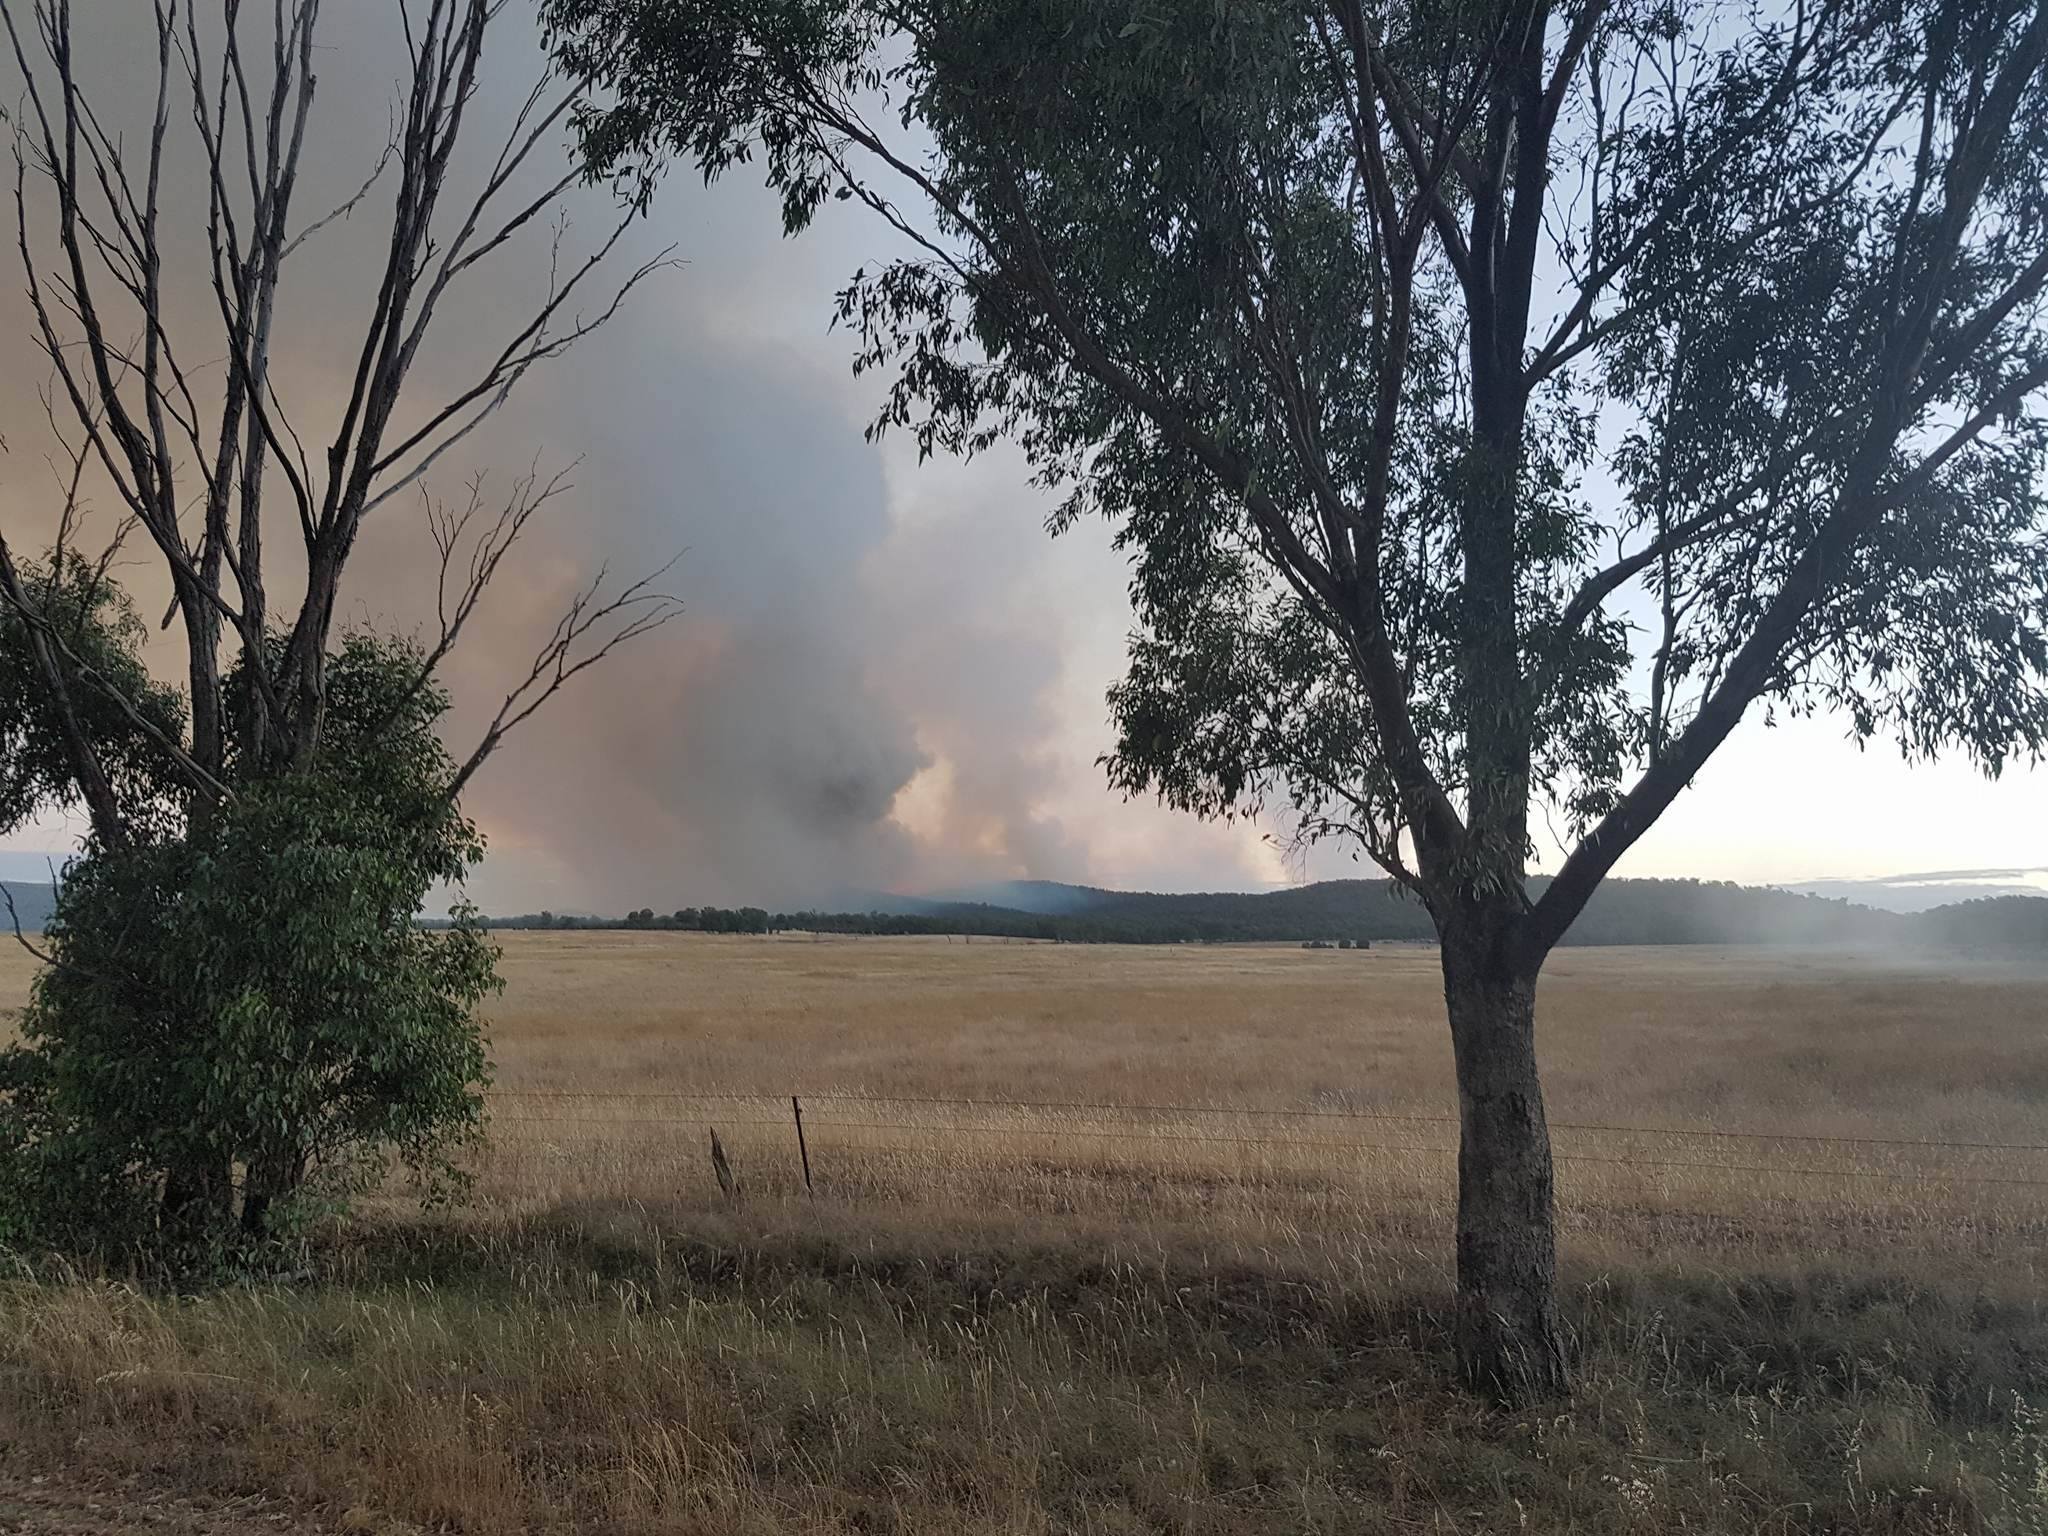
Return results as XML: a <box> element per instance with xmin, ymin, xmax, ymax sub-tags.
<box><xmin>0</xmin><ymin>1469</ymin><xmax>411</xmax><ymax>1536</ymax></box>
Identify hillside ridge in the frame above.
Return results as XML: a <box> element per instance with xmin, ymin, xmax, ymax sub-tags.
<box><xmin>490</xmin><ymin>876</ymin><xmax>2048</xmax><ymax>949</ymax></box>
<box><xmin>14</xmin><ymin>871</ymin><xmax>2039</xmax><ymax>947</ymax></box>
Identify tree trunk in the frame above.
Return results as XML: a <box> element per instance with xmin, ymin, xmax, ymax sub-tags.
<box><xmin>160</xmin><ymin>1154</ymin><xmax>235</xmax><ymax>1249</ymax></box>
<box><xmin>1442</xmin><ymin>935</ymin><xmax>1568</xmax><ymax>1402</ymax></box>
<box><xmin>238</xmin><ymin>1147</ymin><xmax>307</xmax><ymax>1241</ymax></box>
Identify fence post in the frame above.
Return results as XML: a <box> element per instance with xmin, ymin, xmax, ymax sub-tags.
<box><xmin>792</xmin><ymin>1095</ymin><xmax>814</xmax><ymax>1196</ymax></box>
<box><xmin>710</xmin><ymin>1128</ymin><xmax>736</xmax><ymax>1202</ymax></box>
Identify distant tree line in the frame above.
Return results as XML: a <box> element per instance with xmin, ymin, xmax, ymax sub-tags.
<box><xmin>468</xmin><ymin>881</ymin><xmax>2048</xmax><ymax>950</ymax></box>
<box><xmin>1911</xmin><ymin>897</ymin><xmax>2048</xmax><ymax>951</ymax></box>
<box><xmin>483</xmin><ymin>905</ymin><xmax>1060</xmax><ymax>938</ymax></box>
<box><xmin>494</xmin><ymin>906</ymin><xmax>774</xmax><ymax>933</ymax></box>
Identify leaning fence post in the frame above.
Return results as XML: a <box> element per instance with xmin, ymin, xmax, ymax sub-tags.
<box><xmin>710</xmin><ymin>1127</ymin><xmax>737</xmax><ymax>1202</ymax></box>
<box><xmin>792</xmin><ymin>1094</ymin><xmax>815</xmax><ymax>1196</ymax></box>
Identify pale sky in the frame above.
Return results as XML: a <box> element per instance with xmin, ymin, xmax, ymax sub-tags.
<box><xmin>1</xmin><ymin>8</ymin><xmax>2043</xmax><ymax>912</ymax></box>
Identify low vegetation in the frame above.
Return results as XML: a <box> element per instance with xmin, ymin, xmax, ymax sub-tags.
<box><xmin>0</xmin><ymin>637</ymin><xmax>497</xmax><ymax>1268</ymax></box>
<box><xmin>1</xmin><ymin>937</ymin><xmax>2042</xmax><ymax>1532</ymax></box>
<box><xmin>3</xmin><ymin>1205</ymin><xmax>2042</xmax><ymax>1535</ymax></box>
<box><xmin>472</xmin><ymin>879</ymin><xmax>2048</xmax><ymax>951</ymax></box>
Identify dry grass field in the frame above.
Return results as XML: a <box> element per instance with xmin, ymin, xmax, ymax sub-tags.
<box><xmin>2</xmin><ymin>934</ymin><xmax>2046</xmax><ymax>1533</ymax></box>
<box><xmin>468</xmin><ymin>934</ymin><xmax>2048</xmax><ymax>1248</ymax></box>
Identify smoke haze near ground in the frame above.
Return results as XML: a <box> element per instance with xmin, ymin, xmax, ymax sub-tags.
<box><xmin>1</xmin><ymin>4</ymin><xmax>2043</xmax><ymax>912</ymax></box>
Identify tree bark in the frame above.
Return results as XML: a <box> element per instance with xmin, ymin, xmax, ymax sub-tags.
<box><xmin>1442</xmin><ymin>931</ymin><xmax>1568</xmax><ymax>1402</ymax></box>
<box><xmin>160</xmin><ymin>1154</ymin><xmax>235</xmax><ymax>1249</ymax></box>
<box><xmin>238</xmin><ymin>1146</ymin><xmax>307</xmax><ymax>1240</ymax></box>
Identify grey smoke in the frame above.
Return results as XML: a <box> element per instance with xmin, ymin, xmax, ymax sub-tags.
<box><xmin>0</xmin><ymin>4</ymin><xmax>1260</xmax><ymax>913</ymax></box>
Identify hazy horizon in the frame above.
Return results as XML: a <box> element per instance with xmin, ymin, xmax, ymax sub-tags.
<box><xmin>4</xmin><ymin>847</ymin><xmax>2044</xmax><ymax>918</ymax></box>
<box><xmin>2</xmin><ymin>4</ymin><xmax>2043</xmax><ymax>916</ymax></box>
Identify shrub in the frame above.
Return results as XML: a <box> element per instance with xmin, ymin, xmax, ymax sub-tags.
<box><xmin>0</xmin><ymin>636</ymin><xmax>499</xmax><ymax>1272</ymax></box>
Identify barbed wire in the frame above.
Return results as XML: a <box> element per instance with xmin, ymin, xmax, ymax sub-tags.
<box><xmin>482</xmin><ymin>1088</ymin><xmax>2048</xmax><ymax>1154</ymax></box>
<box><xmin>484</xmin><ymin>1112</ymin><xmax>2048</xmax><ymax>1189</ymax></box>
<box><xmin>477</xmin><ymin>1140</ymin><xmax>2048</xmax><ymax>1252</ymax></box>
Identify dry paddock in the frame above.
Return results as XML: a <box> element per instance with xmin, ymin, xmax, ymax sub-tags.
<box><xmin>4</xmin><ymin>932</ymin><xmax>2046</xmax><ymax>1269</ymax></box>
<box><xmin>459</xmin><ymin>934</ymin><xmax>2048</xmax><ymax>1272</ymax></box>
<box><xmin>2</xmin><ymin>934</ymin><xmax>2046</xmax><ymax>1535</ymax></box>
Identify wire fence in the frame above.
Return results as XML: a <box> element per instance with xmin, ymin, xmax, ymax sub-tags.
<box><xmin>474</xmin><ymin>1088</ymin><xmax>2048</xmax><ymax>1229</ymax></box>
<box><xmin>485</xmin><ymin>1087</ymin><xmax>2048</xmax><ymax>1153</ymax></box>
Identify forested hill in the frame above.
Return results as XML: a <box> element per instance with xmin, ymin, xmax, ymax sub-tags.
<box><xmin>0</xmin><ymin>881</ymin><xmax>56</xmax><ymax>933</ymax></box>
<box><xmin>488</xmin><ymin>878</ymin><xmax>2048</xmax><ymax>950</ymax></box>
<box><xmin>12</xmin><ymin>870</ymin><xmax>2043</xmax><ymax>947</ymax></box>
<box><xmin>894</xmin><ymin>878</ymin><xmax>2048</xmax><ymax>948</ymax></box>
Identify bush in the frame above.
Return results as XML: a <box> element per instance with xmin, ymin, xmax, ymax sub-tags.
<box><xmin>0</xmin><ymin>636</ymin><xmax>499</xmax><ymax>1272</ymax></box>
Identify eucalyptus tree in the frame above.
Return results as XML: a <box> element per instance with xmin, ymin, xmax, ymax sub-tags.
<box><xmin>546</xmin><ymin>0</ymin><xmax>2048</xmax><ymax>1396</ymax></box>
<box><xmin>0</xmin><ymin>0</ymin><xmax>677</xmax><ymax>1254</ymax></box>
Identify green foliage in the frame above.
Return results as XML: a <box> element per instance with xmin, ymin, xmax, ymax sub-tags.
<box><xmin>0</xmin><ymin>1043</ymin><xmax>156</xmax><ymax>1257</ymax></box>
<box><xmin>544</xmin><ymin>0</ymin><xmax>1625</xmax><ymax>851</ymax></box>
<box><xmin>0</xmin><ymin>632</ymin><xmax>498</xmax><ymax>1270</ymax></box>
<box><xmin>1592</xmin><ymin>1</ymin><xmax>2048</xmax><ymax>773</ymax></box>
<box><xmin>0</xmin><ymin>552</ymin><xmax>186</xmax><ymax>840</ymax></box>
<box><xmin>546</xmin><ymin>0</ymin><xmax>2048</xmax><ymax>924</ymax></box>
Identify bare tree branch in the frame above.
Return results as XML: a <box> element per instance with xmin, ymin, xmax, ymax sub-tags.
<box><xmin>3</xmin><ymin>0</ymin><xmax>672</xmax><ymax>833</ymax></box>
<box><xmin>445</xmin><ymin>560</ymin><xmax>684</xmax><ymax>802</ymax></box>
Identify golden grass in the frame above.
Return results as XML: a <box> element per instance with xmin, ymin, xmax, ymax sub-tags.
<box><xmin>472</xmin><ymin>933</ymin><xmax>2048</xmax><ymax>1130</ymax></box>
<box><xmin>2</xmin><ymin>934</ymin><xmax>2046</xmax><ymax>1533</ymax></box>
<box><xmin>4</xmin><ymin>1207</ymin><xmax>2045</xmax><ymax>1534</ymax></box>
<box><xmin>453</xmin><ymin>935</ymin><xmax>2048</xmax><ymax>1271</ymax></box>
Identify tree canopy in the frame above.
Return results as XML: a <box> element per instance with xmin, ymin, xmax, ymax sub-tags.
<box><xmin>546</xmin><ymin>0</ymin><xmax>2048</xmax><ymax>1397</ymax></box>
<box><xmin>0</xmin><ymin>625</ymin><xmax>498</xmax><ymax>1265</ymax></box>
<box><xmin>0</xmin><ymin>0</ymin><xmax>675</xmax><ymax>1268</ymax></box>
<box><xmin>550</xmin><ymin>0</ymin><xmax>2048</xmax><ymax>940</ymax></box>
<box><xmin>0</xmin><ymin>554</ymin><xmax>185</xmax><ymax>844</ymax></box>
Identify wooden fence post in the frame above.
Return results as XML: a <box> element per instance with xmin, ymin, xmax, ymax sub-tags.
<box><xmin>710</xmin><ymin>1128</ymin><xmax>736</xmax><ymax>1201</ymax></box>
<box><xmin>792</xmin><ymin>1095</ymin><xmax>814</xmax><ymax>1196</ymax></box>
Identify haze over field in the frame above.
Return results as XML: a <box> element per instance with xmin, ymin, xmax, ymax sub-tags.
<box><xmin>2</xmin><ymin>3</ymin><xmax>2045</xmax><ymax>1529</ymax></box>
<box><xmin>5</xmin><ymin>932</ymin><xmax>2044</xmax><ymax>1534</ymax></box>
<box><xmin>1</xmin><ymin>5</ymin><xmax>2043</xmax><ymax>916</ymax></box>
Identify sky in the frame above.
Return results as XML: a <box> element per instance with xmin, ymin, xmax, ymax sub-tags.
<box><xmin>1</xmin><ymin>5</ymin><xmax>2044</xmax><ymax>915</ymax></box>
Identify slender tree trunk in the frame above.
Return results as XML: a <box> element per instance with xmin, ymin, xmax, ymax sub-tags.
<box><xmin>238</xmin><ymin>1147</ymin><xmax>307</xmax><ymax>1240</ymax></box>
<box><xmin>1441</xmin><ymin>928</ymin><xmax>1568</xmax><ymax>1402</ymax></box>
<box><xmin>178</xmin><ymin>580</ymin><xmax>225</xmax><ymax>835</ymax></box>
<box><xmin>286</xmin><ymin>558</ymin><xmax>343</xmax><ymax>767</ymax></box>
<box><xmin>160</xmin><ymin>1154</ymin><xmax>235</xmax><ymax>1247</ymax></box>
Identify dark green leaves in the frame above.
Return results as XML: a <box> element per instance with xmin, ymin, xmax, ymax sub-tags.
<box><xmin>546</xmin><ymin>0</ymin><xmax>2048</xmax><ymax>937</ymax></box>
<box><xmin>0</xmin><ymin>632</ymin><xmax>498</xmax><ymax>1272</ymax></box>
<box><xmin>0</xmin><ymin>553</ymin><xmax>186</xmax><ymax>841</ymax></box>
